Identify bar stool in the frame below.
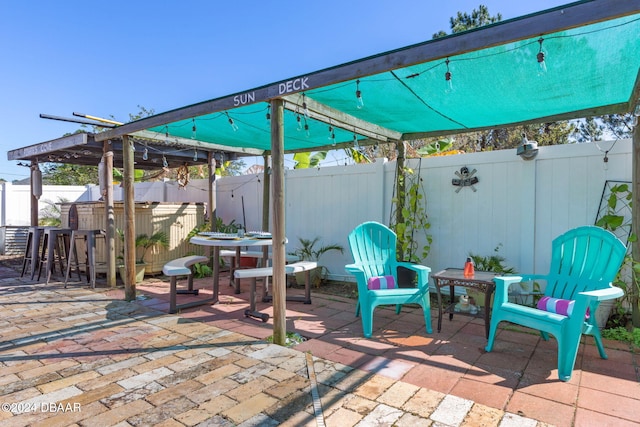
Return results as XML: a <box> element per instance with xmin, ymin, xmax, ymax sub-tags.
<box><xmin>37</xmin><ymin>228</ymin><xmax>72</xmax><ymax>284</ymax></box>
<box><xmin>20</xmin><ymin>226</ymin><xmax>43</xmax><ymax>280</ymax></box>
<box><xmin>65</xmin><ymin>229</ymin><xmax>104</xmax><ymax>289</ymax></box>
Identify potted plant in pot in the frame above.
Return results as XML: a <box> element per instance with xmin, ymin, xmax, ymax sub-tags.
<box><xmin>289</xmin><ymin>237</ymin><xmax>344</xmax><ymax>287</ymax></box>
<box><xmin>117</xmin><ymin>229</ymin><xmax>169</xmax><ymax>283</ymax></box>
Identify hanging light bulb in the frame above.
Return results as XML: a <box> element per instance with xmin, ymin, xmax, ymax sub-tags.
<box><xmin>142</xmin><ymin>144</ymin><xmax>148</xmax><ymax>161</ymax></box>
<box><xmin>537</xmin><ymin>37</ymin><xmax>547</xmax><ymax>75</ymax></box>
<box><xmin>225</xmin><ymin>112</ymin><xmax>239</xmax><ymax>131</ymax></box>
<box><xmin>632</xmin><ymin>103</ymin><xmax>640</xmax><ymax>126</ymax></box>
<box><xmin>304</xmin><ymin>118</ymin><xmax>310</xmax><ymax>137</ymax></box>
<box><xmin>355</xmin><ymin>80</ymin><xmax>364</xmax><ymax>109</ymax></box>
<box><xmin>193</xmin><ymin>149</ymin><xmax>198</xmax><ymax>161</ymax></box>
<box><xmin>445</xmin><ymin>58</ymin><xmax>453</xmax><ymax>93</ymax></box>
<box><xmin>162</xmin><ymin>154</ymin><xmax>168</xmax><ymax>168</ymax></box>
<box><xmin>191</xmin><ymin>119</ymin><xmax>197</xmax><ymax>139</ymax></box>
<box><xmin>296</xmin><ymin>113</ymin><xmax>303</xmax><ymax>131</ymax></box>
<box><xmin>302</xmin><ymin>93</ymin><xmax>310</xmax><ymax>118</ymax></box>
<box><xmin>266</xmin><ymin>104</ymin><xmax>271</xmax><ymax>124</ymax></box>
<box><xmin>328</xmin><ymin>125</ymin><xmax>336</xmax><ymax>146</ymax></box>
<box><xmin>353</xmin><ymin>132</ymin><xmax>360</xmax><ymax>149</ymax></box>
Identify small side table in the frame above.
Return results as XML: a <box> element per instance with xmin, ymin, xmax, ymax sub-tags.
<box><xmin>432</xmin><ymin>268</ymin><xmax>498</xmax><ymax>338</ymax></box>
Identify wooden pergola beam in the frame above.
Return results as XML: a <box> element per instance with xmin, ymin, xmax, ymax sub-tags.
<box><xmin>131</xmin><ymin>130</ymin><xmax>264</xmax><ymax>156</ymax></box>
<box><xmin>282</xmin><ymin>94</ymin><xmax>402</xmax><ymax>142</ymax></box>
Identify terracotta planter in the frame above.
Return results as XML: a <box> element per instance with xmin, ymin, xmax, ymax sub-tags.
<box><xmin>240</xmin><ymin>257</ymin><xmax>258</xmax><ymax>268</ymax></box>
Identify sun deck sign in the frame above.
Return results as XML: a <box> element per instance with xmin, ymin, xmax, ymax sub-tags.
<box><xmin>277</xmin><ymin>77</ymin><xmax>309</xmax><ymax>94</ymax></box>
<box><xmin>232</xmin><ymin>77</ymin><xmax>310</xmax><ymax>107</ymax></box>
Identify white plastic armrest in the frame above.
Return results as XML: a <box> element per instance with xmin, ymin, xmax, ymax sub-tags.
<box><xmin>579</xmin><ymin>286</ymin><xmax>624</xmax><ymax>302</ymax></box>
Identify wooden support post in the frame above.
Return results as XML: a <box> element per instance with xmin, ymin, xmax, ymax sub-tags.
<box><xmin>208</xmin><ymin>151</ymin><xmax>217</xmax><ymax>231</ymax></box>
<box><xmin>632</xmin><ymin>122</ymin><xmax>640</xmax><ymax>326</ymax></box>
<box><xmin>103</xmin><ymin>145</ymin><xmax>116</xmax><ymax>287</ymax></box>
<box><xmin>29</xmin><ymin>162</ymin><xmax>41</xmax><ymax>226</ymax></box>
<box><xmin>122</xmin><ymin>135</ymin><xmax>136</xmax><ymax>301</ymax></box>
<box><xmin>262</xmin><ymin>153</ymin><xmax>270</xmax><ymax>232</ymax></box>
<box><xmin>271</xmin><ymin>99</ymin><xmax>286</xmax><ymax>346</ymax></box>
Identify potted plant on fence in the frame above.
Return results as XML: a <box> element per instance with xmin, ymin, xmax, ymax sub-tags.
<box><xmin>289</xmin><ymin>237</ymin><xmax>344</xmax><ymax>287</ymax></box>
<box><xmin>117</xmin><ymin>229</ymin><xmax>169</xmax><ymax>283</ymax></box>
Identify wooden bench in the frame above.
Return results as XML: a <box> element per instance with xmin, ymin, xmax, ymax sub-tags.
<box><xmin>220</xmin><ymin>249</ymin><xmax>300</xmax><ymax>292</ymax></box>
<box><xmin>233</xmin><ymin>261</ymin><xmax>317</xmax><ymax>321</ymax></box>
<box><xmin>162</xmin><ymin>255</ymin><xmax>209</xmax><ymax>314</ymax></box>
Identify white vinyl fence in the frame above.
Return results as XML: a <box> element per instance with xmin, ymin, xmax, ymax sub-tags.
<box><xmin>216</xmin><ymin>139</ymin><xmax>632</xmax><ymax>281</ymax></box>
<box><xmin>1</xmin><ymin>139</ymin><xmax>632</xmax><ymax>280</ymax></box>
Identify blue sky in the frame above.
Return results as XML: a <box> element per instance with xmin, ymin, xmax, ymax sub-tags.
<box><xmin>0</xmin><ymin>0</ymin><xmax>570</xmax><ymax>181</ymax></box>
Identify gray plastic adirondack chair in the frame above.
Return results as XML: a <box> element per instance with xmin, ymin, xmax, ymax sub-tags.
<box><xmin>485</xmin><ymin>226</ymin><xmax>626</xmax><ymax>381</ymax></box>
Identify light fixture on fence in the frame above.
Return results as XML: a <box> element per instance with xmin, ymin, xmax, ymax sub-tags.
<box><xmin>517</xmin><ymin>133</ymin><xmax>539</xmax><ymax>160</ymax></box>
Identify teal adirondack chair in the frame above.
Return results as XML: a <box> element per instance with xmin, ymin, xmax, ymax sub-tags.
<box><xmin>485</xmin><ymin>226</ymin><xmax>626</xmax><ymax>381</ymax></box>
<box><xmin>346</xmin><ymin>221</ymin><xmax>432</xmax><ymax>338</ymax></box>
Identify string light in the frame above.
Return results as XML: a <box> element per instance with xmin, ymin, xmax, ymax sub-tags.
<box><xmin>162</xmin><ymin>154</ymin><xmax>168</xmax><ymax>168</ymax></box>
<box><xmin>445</xmin><ymin>58</ymin><xmax>453</xmax><ymax>93</ymax></box>
<box><xmin>353</xmin><ymin>132</ymin><xmax>359</xmax><ymax>149</ymax></box>
<box><xmin>142</xmin><ymin>143</ymin><xmax>148</xmax><ymax>161</ymax></box>
<box><xmin>355</xmin><ymin>79</ymin><xmax>364</xmax><ymax>109</ymax></box>
<box><xmin>225</xmin><ymin>112</ymin><xmax>239</xmax><ymax>131</ymax></box>
<box><xmin>303</xmin><ymin>117</ymin><xmax>310</xmax><ymax>137</ymax></box>
<box><xmin>328</xmin><ymin>125</ymin><xmax>336</xmax><ymax>146</ymax></box>
<box><xmin>537</xmin><ymin>37</ymin><xmax>547</xmax><ymax>75</ymax></box>
<box><xmin>266</xmin><ymin>104</ymin><xmax>271</xmax><ymax>123</ymax></box>
<box><xmin>296</xmin><ymin>112</ymin><xmax>303</xmax><ymax>131</ymax></box>
<box><xmin>632</xmin><ymin>102</ymin><xmax>640</xmax><ymax>127</ymax></box>
<box><xmin>302</xmin><ymin>93</ymin><xmax>310</xmax><ymax>118</ymax></box>
<box><xmin>191</xmin><ymin>119</ymin><xmax>197</xmax><ymax>139</ymax></box>
<box><xmin>193</xmin><ymin>149</ymin><xmax>198</xmax><ymax>161</ymax></box>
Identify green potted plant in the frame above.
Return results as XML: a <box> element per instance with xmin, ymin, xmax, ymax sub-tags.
<box><xmin>117</xmin><ymin>229</ymin><xmax>169</xmax><ymax>283</ymax></box>
<box><xmin>467</xmin><ymin>245</ymin><xmax>520</xmax><ymax>308</ymax></box>
<box><xmin>289</xmin><ymin>237</ymin><xmax>344</xmax><ymax>286</ymax></box>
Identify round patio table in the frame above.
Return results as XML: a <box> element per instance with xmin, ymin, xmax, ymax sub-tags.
<box><xmin>189</xmin><ymin>233</ymin><xmax>273</xmax><ymax>303</ymax></box>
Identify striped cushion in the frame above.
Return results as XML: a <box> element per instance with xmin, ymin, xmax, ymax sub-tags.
<box><xmin>367</xmin><ymin>275</ymin><xmax>396</xmax><ymax>290</ymax></box>
<box><xmin>537</xmin><ymin>296</ymin><xmax>590</xmax><ymax>319</ymax></box>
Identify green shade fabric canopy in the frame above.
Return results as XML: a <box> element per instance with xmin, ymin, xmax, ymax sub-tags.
<box><xmin>96</xmin><ymin>0</ymin><xmax>640</xmax><ymax>155</ymax></box>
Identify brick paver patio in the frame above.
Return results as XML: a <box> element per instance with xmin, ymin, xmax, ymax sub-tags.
<box><xmin>1</xmin><ymin>264</ymin><xmax>638</xmax><ymax>426</ymax></box>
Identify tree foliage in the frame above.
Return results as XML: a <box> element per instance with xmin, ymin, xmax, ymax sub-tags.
<box><xmin>432</xmin><ymin>5</ymin><xmax>502</xmax><ymax>38</ymax></box>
